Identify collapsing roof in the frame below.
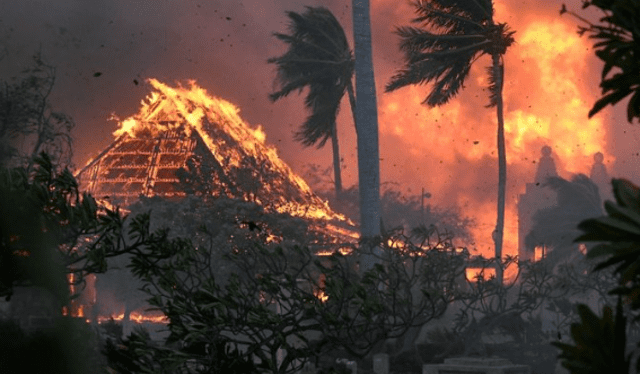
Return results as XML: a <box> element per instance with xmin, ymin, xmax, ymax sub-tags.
<box><xmin>76</xmin><ymin>79</ymin><xmax>356</xmax><ymax>242</ymax></box>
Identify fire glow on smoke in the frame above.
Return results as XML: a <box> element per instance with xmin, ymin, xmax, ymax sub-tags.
<box><xmin>375</xmin><ymin>0</ymin><xmax>612</xmax><ymax>258</ymax></box>
<box><xmin>87</xmin><ymin>0</ymin><xmax>612</xmax><ymax>262</ymax></box>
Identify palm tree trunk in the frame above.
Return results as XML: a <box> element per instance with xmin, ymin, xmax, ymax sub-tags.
<box><xmin>347</xmin><ymin>80</ymin><xmax>358</xmax><ymax>137</ymax></box>
<box><xmin>352</xmin><ymin>0</ymin><xmax>381</xmax><ymax>269</ymax></box>
<box><xmin>331</xmin><ymin>122</ymin><xmax>343</xmax><ymax>197</ymax></box>
<box><xmin>492</xmin><ymin>53</ymin><xmax>506</xmax><ymax>284</ymax></box>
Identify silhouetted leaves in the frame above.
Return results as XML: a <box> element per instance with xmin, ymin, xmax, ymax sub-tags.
<box><xmin>552</xmin><ymin>301</ymin><xmax>629</xmax><ymax>374</ymax></box>
<box><xmin>563</xmin><ymin>1</ymin><xmax>640</xmax><ymax>122</ymax></box>
<box><xmin>0</xmin><ymin>53</ymin><xmax>74</xmax><ymax>168</ymax></box>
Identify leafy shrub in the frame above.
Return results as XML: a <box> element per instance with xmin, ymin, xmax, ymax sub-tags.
<box><xmin>0</xmin><ymin>317</ymin><xmax>106</xmax><ymax>374</ymax></box>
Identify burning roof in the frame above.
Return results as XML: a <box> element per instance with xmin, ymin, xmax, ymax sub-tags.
<box><xmin>76</xmin><ymin>79</ymin><xmax>355</xmax><ymax>237</ymax></box>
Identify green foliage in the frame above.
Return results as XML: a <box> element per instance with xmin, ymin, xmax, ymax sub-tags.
<box><xmin>562</xmin><ymin>0</ymin><xmax>640</xmax><ymax>122</ymax></box>
<box><xmin>552</xmin><ymin>301</ymin><xmax>629</xmax><ymax>374</ymax></box>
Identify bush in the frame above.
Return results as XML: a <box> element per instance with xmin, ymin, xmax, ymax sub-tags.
<box><xmin>112</xmin><ymin>220</ymin><xmax>469</xmax><ymax>374</ymax></box>
<box><xmin>0</xmin><ymin>317</ymin><xmax>106</xmax><ymax>374</ymax></box>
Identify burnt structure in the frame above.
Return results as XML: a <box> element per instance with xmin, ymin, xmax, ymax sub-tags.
<box><xmin>76</xmin><ymin>96</ymin><xmax>344</xmax><ymax>224</ymax></box>
<box><xmin>517</xmin><ymin>146</ymin><xmax>610</xmax><ymax>263</ymax></box>
<box><xmin>69</xmin><ymin>80</ymin><xmax>357</xmax><ymax>327</ymax></box>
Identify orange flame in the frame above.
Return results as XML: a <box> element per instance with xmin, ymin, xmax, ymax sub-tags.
<box><xmin>108</xmin><ymin>78</ymin><xmax>352</xmax><ymax>225</ymax></box>
<box><xmin>466</xmin><ymin>267</ymin><xmax>496</xmax><ymax>282</ymax></box>
<box><xmin>376</xmin><ymin>1</ymin><xmax>612</xmax><ymax>261</ymax></box>
<box><xmin>129</xmin><ymin>310</ymin><xmax>169</xmax><ymax>324</ymax></box>
<box><xmin>97</xmin><ymin>312</ymin><xmax>125</xmax><ymax>324</ymax></box>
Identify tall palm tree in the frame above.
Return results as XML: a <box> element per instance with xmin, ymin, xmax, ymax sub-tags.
<box><xmin>268</xmin><ymin>6</ymin><xmax>357</xmax><ymax>197</ymax></box>
<box><xmin>386</xmin><ymin>0</ymin><xmax>514</xmax><ymax>283</ymax></box>
<box><xmin>352</xmin><ymin>0</ymin><xmax>382</xmax><ymax>264</ymax></box>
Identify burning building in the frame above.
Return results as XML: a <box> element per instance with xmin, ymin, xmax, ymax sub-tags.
<box><xmin>76</xmin><ymin>79</ymin><xmax>350</xmax><ymax>222</ymax></box>
<box><xmin>517</xmin><ymin>146</ymin><xmax>610</xmax><ymax>264</ymax></box>
<box><xmin>73</xmin><ymin>79</ymin><xmax>357</xmax><ymax>328</ymax></box>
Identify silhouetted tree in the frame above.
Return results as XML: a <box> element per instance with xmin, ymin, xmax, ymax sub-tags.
<box><xmin>0</xmin><ymin>153</ymin><xmax>168</xmax><ymax>304</ymax></box>
<box><xmin>386</xmin><ymin>0</ymin><xmax>515</xmax><ymax>283</ymax></box>
<box><xmin>269</xmin><ymin>7</ymin><xmax>355</xmax><ymax>196</ymax></box>
<box><xmin>0</xmin><ymin>53</ymin><xmax>73</xmax><ymax>169</ymax></box>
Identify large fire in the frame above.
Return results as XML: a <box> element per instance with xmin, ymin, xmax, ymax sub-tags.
<box><xmin>373</xmin><ymin>0</ymin><xmax>612</xmax><ymax>260</ymax></box>
<box><xmin>67</xmin><ymin>1</ymin><xmax>613</xmax><ymax>324</ymax></box>
<box><xmin>81</xmin><ymin>78</ymin><xmax>354</xmax><ymax>227</ymax></box>
<box><xmin>75</xmin><ymin>78</ymin><xmax>362</xmax><ymax>325</ymax></box>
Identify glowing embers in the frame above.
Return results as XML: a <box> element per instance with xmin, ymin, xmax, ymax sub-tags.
<box><xmin>465</xmin><ymin>267</ymin><xmax>497</xmax><ymax>282</ymax></box>
<box><xmin>96</xmin><ymin>308</ymin><xmax>168</xmax><ymax>325</ymax></box>
<box><xmin>129</xmin><ymin>310</ymin><xmax>168</xmax><ymax>324</ymax></box>
<box><xmin>578</xmin><ymin>243</ymin><xmax>587</xmax><ymax>255</ymax></box>
<box><xmin>315</xmin><ymin>247</ymin><xmax>353</xmax><ymax>256</ymax></box>
<box><xmin>96</xmin><ymin>312</ymin><xmax>125</xmax><ymax>324</ymax></box>
<box><xmin>534</xmin><ymin>244</ymin><xmax>548</xmax><ymax>262</ymax></box>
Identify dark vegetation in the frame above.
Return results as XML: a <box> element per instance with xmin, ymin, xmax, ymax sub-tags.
<box><xmin>0</xmin><ymin>317</ymin><xmax>105</xmax><ymax>374</ymax></box>
<box><xmin>0</xmin><ymin>53</ymin><xmax>73</xmax><ymax>169</ymax></box>
<box><xmin>302</xmin><ymin>163</ymin><xmax>474</xmax><ymax>243</ymax></box>
<box><xmin>1</xmin><ymin>1</ymin><xmax>640</xmax><ymax>373</ymax></box>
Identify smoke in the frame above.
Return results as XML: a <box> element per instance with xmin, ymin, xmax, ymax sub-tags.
<box><xmin>1</xmin><ymin>0</ymin><xmax>639</xmax><ymax>257</ymax></box>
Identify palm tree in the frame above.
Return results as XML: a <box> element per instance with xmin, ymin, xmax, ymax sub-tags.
<box><xmin>385</xmin><ymin>0</ymin><xmax>514</xmax><ymax>283</ymax></box>
<box><xmin>268</xmin><ymin>6</ymin><xmax>357</xmax><ymax>197</ymax></box>
<box><xmin>352</xmin><ymin>0</ymin><xmax>382</xmax><ymax>265</ymax></box>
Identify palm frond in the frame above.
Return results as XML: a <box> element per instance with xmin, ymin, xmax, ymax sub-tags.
<box><xmin>295</xmin><ymin>82</ymin><xmax>345</xmax><ymax>148</ymax></box>
<box><xmin>395</xmin><ymin>26</ymin><xmax>486</xmax><ymax>54</ymax></box>
<box><xmin>268</xmin><ymin>6</ymin><xmax>353</xmax><ymax>147</ymax></box>
<box><xmin>424</xmin><ymin>58</ymin><xmax>473</xmax><ymax>106</ymax></box>
<box><xmin>411</xmin><ymin>0</ymin><xmax>492</xmax><ymax>34</ymax></box>
<box><xmin>386</xmin><ymin>48</ymin><xmax>475</xmax><ymax>106</ymax></box>
<box><xmin>285</xmin><ymin>8</ymin><xmax>350</xmax><ymax>61</ymax></box>
<box><xmin>385</xmin><ymin>28</ymin><xmax>483</xmax><ymax>106</ymax></box>
<box><xmin>387</xmin><ymin>2</ymin><xmax>515</xmax><ymax>108</ymax></box>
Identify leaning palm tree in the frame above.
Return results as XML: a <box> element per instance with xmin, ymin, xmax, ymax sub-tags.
<box><xmin>386</xmin><ymin>0</ymin><xmax>515</xmax><ymax>283</ymax></box>
<box><xmin>268</xmin><ymin>6</ymin><xmax>357</xmax><ymax>197</ymax></box>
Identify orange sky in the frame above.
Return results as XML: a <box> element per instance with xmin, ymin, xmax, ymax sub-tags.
<box><xmin>2</xmin><ymin>0</ymin><xmax>639</xmax><ymax>257</ymax></box>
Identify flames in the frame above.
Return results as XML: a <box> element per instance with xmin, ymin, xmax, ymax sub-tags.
<box><xmin>95</xmin><ymin>309</ymin><xmax>168</xmax><ymax>324</ymax></box>
<box><xmin>106</xmin><ymin>78</ymin><xmax>350</xmax><ymax>224</ymax></box>
<box><xmin>70</xmin><ymin>4</ymin><xmax>612</xmax><ymax>318</ymax></box>
<box><xmin>375</xmin><ymin>0</ymin><xmax>612</xmax><ymax>260</ymax></box>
